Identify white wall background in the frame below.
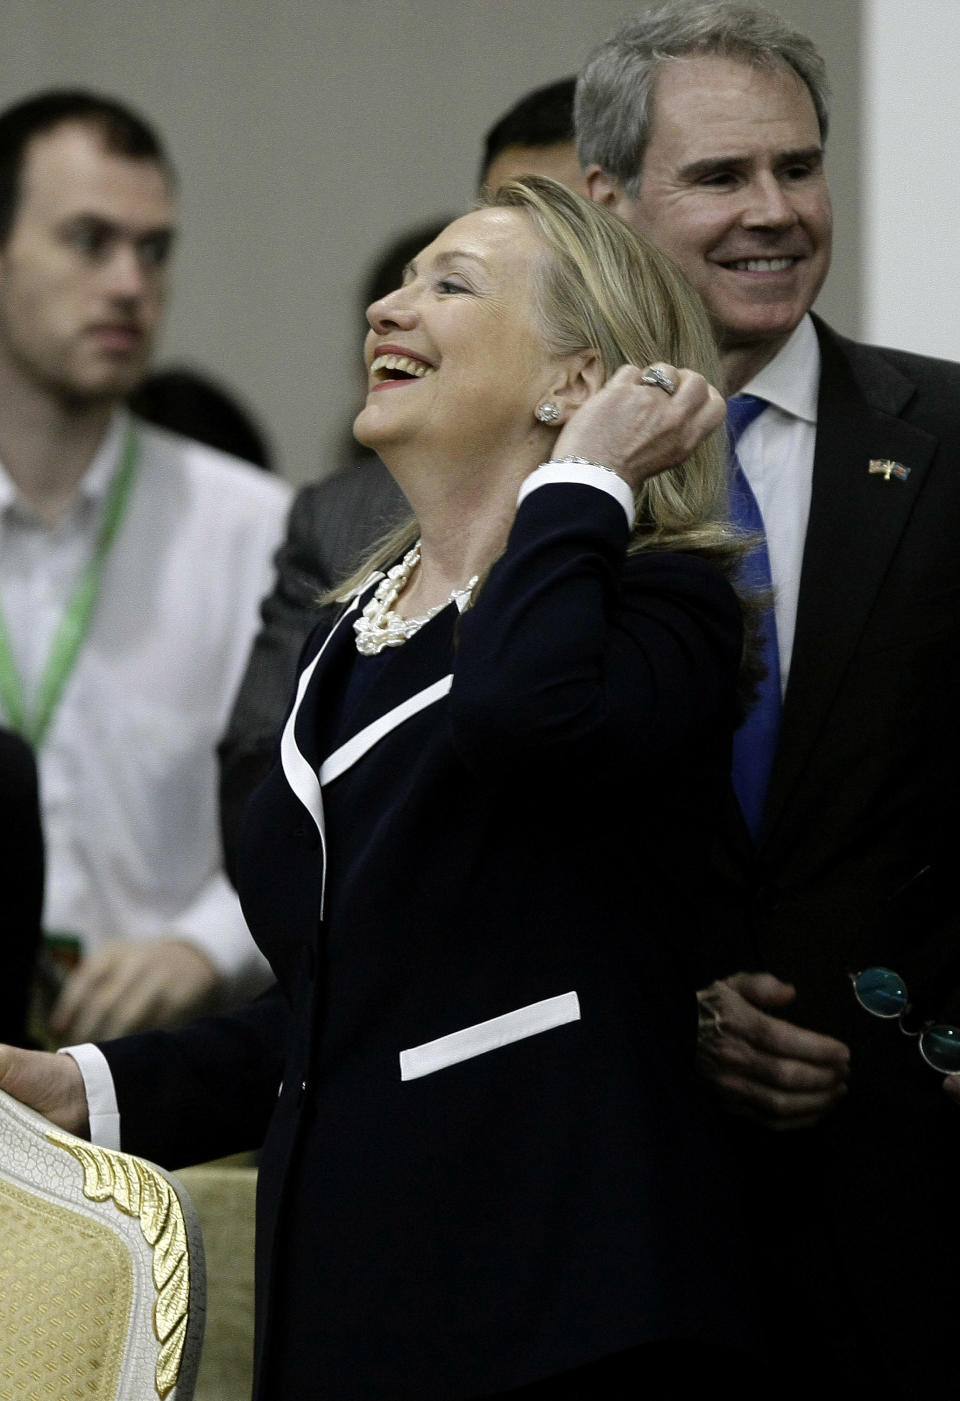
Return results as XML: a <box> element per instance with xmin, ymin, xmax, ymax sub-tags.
<box><xmin>0</xmin><ymin>0</ymin><xmax>862</xmax><ymax>485</ymax></box>
<box><xmin>862</xmin><ymin>0</ymin><xmax>960</xmax><ymax>359</ymax></box>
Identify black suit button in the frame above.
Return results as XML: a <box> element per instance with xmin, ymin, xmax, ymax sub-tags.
<box><xmin>294</xmin><ymin>820</ymin><xmax>321</xmax><ymax>850</ymax></box>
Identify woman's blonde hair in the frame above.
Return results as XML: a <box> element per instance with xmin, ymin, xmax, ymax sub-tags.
<box><xmin>493</xmin><ymin>175</ymin><xmax>736</xmax><ymax>565</ymax></box>
<box><xmin>332</xmin><ymin>174</ymin><xmax>744</xmax><ymax>598</ymax></box>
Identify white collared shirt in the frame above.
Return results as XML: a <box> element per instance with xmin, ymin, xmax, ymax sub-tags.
<box><xmin>735</xmin><ymin>314</ymin><xmax>820</xmax><ymax>693</ymax></box>
<box><xmin>0</xmin><ymin>410</ymin><xmax>292</xmax><ymax>996</ymax></box>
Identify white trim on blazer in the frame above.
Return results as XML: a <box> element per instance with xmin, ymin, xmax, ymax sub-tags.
<box><xmin>281</xmin><ymin>576</ymin><xmax>455</xmax><ymax>918</ymax></box>
<box><xmin>399</xmin><ymin>991</ymin><xmax>582</xmax><ymax>1080</ymax></box>
<box><xmin>280</xmin><ymin>586</ymin><xmax>373</xmax><ymax>917</ymax></box>
<box><xmin>319</xmin><ymin>675</ymin><xmax>453</xmax><ymax>786</ymax></box>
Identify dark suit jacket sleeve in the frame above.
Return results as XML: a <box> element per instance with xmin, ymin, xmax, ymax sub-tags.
<box><xmin>99</xmin><ymin>982</ymin><xmax>289</xmax><ymax>1168</ymax></box>
<box><xmin>218</xmin><ymin>458</ymin><xmax>407</xmax><ymax>880</ymax></box>
<box><xmin>0</xmin><ymin>729</ymin><xmax>43</xmax><ymax>1047</ymax></box>
<box><xmin>452</xmin><ymin>480</ymin><xmax>743</xmax><ymax>784</ymax></box>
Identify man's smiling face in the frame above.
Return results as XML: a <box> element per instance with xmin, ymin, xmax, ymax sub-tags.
<box><xmin>609</xmin><ymin>54</ymin><xmax>832</xmax><ymax>374</ymax></box>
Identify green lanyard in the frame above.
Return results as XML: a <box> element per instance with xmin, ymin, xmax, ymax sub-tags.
<box><xmin>0</xmin><ymin>424</ymin><xmax>139</xmax><ymax>748</ymax></box>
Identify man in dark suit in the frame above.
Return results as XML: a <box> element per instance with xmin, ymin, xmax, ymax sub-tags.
<box><xmin>577</xmin><ymin>4</ymin><xmax>960</xmax><ymax>1397</ymax></box>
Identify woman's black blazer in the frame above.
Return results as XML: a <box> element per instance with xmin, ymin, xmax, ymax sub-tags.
<box><xmin>105</xmin><ymin>479</ymin><xmax>756</xmax><ymax>1399</ymax></box>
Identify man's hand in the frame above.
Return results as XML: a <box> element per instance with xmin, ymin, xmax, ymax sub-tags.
<box><xmin>0</xmin><ymin>1042</ymin><xmax>90</xmax><ymax>1136</ymax></box>
<box><xmin>697</xmin><ymin>971</ymin><xmax>850</xmax><ymax>1130</ymax></box>
<box><xmin>552</xmin><ymin>362</ymin><xmax>726</xmax><ymax>491</ymax></box>
<box><xmin>49</xmin><ymin>939</ymin><xmax>219</xmax><ymax>1044</ymax></box>
<box><xmin>942</xmin><ymin>1075</ymin><xmax>960</xmax><ymax>1107</ymax></box>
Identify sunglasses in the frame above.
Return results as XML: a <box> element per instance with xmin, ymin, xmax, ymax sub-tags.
<box><xmin>850</xmin><ymin>967</ymin><xmax>960</xmax><ymax>1074</ymax></box>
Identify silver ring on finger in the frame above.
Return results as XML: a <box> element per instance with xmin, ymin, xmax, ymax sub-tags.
<box><xmin>640</xmin><ymin>366</ymin><xmax>677</xmax><ymax>396</ymax></box>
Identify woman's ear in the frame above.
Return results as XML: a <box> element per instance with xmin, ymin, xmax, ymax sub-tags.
<box><xmin>547</xmin><ymin>351</ymin><xmax>604</xmax><ymax>420</ymax></box>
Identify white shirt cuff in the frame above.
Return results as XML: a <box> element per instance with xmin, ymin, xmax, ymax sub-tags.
<box><xmin>59</xmin><ymin>1043</ymin><xmax>121</xmax><ymax>1150</ymax></box>
<box><xmin>518</xmin><ymin>462</ymin><xmax>636</xmax><ymax>528</ymax></box>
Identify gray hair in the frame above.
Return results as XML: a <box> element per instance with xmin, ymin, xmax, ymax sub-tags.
<box><xmin>575</xmin><ymin>1</ymin><xmax>830</xmax><ymax>193</ymax></box>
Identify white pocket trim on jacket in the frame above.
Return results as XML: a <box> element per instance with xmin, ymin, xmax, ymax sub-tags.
<box><xmin>399</xmin><ymin>991</ymin><xmax>581</xmax><ymax>1081</ymax></box>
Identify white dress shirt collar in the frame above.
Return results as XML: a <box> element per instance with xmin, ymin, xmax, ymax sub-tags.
<box><xmin>76</xmin><ymin>408</ymin><xmax>130</xmax><ymax>506</ymax></box>
<box><xmin>741</xmin><ymin>313</ymin><xmax>820</xmax><ymax>424</ymax></box>
<box><xmin>0</xmin><ymin>407</ymin><xmax>129</xmax><ymax>522</ymax></box>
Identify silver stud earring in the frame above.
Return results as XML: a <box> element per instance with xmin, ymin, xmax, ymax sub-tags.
<box><xmin>535</xmin><ymin>402</ymin><xmax>561</xmax><ymax>424</ymax></box>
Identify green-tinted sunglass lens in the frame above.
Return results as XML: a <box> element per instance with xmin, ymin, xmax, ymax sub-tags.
<box><xmin>853</xmin><ymin>967</ymin><xmax>908</xmax><ymax>1018</ymax></box>
<box><xmin>919</xmin><ymin>1024</ymin><xmax>960</xmax><ymax>1075</ymax></box>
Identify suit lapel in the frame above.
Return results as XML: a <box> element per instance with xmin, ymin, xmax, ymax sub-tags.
<box><xmin>280</xmin><ymin>573</ymin><xmax>461</xmax><ymax>908</ymax></box>
<box><xmin>280</xmin><ymin>578</ymin><xmax>380</xmax><ymax>843</ymax></box>
<box><xmin>318</xmin><ymin>674</ymin><xmax>453</xmax><ymax>786</ymax></box>
<box><xmin>762</xmin><ymin>320</ymin><xmax>937</xmax><ymax>845</ymax></box>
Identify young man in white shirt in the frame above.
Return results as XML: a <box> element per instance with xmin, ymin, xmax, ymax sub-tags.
<box><xmin>0</xmin><ymin>90</ymin><xmax>290</xmax><ymax>1042</ymax></box>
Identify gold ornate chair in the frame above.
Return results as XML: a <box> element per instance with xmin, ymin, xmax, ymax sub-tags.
<box><xmin>0</xmin><ymin>1087</ymin><xmax>205</xmax><ymax>1401</ymax></box>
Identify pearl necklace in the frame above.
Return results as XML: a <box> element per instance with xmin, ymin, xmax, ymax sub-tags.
<box><xmin>353</xmin><ymin>541</ymin><xmax>478</xmax><ymax>656</ymax></box>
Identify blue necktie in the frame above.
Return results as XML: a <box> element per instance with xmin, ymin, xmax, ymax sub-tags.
<box><xmin>727</xmin><ymin>394</ymin><xmax>781</xmax><ymax>841</ymax></box>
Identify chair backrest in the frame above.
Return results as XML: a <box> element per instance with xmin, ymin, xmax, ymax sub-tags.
<box><xmin>0</xmin><ymin>1086</ymin><xmax>205</xmax><ymax>1401</ymax></box>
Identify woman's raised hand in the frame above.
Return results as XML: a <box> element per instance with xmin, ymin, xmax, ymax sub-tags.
<box><xmin>551</xmin><ymin>363</ymin><xmax>725</xmax><ymax>490</ymax></box>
